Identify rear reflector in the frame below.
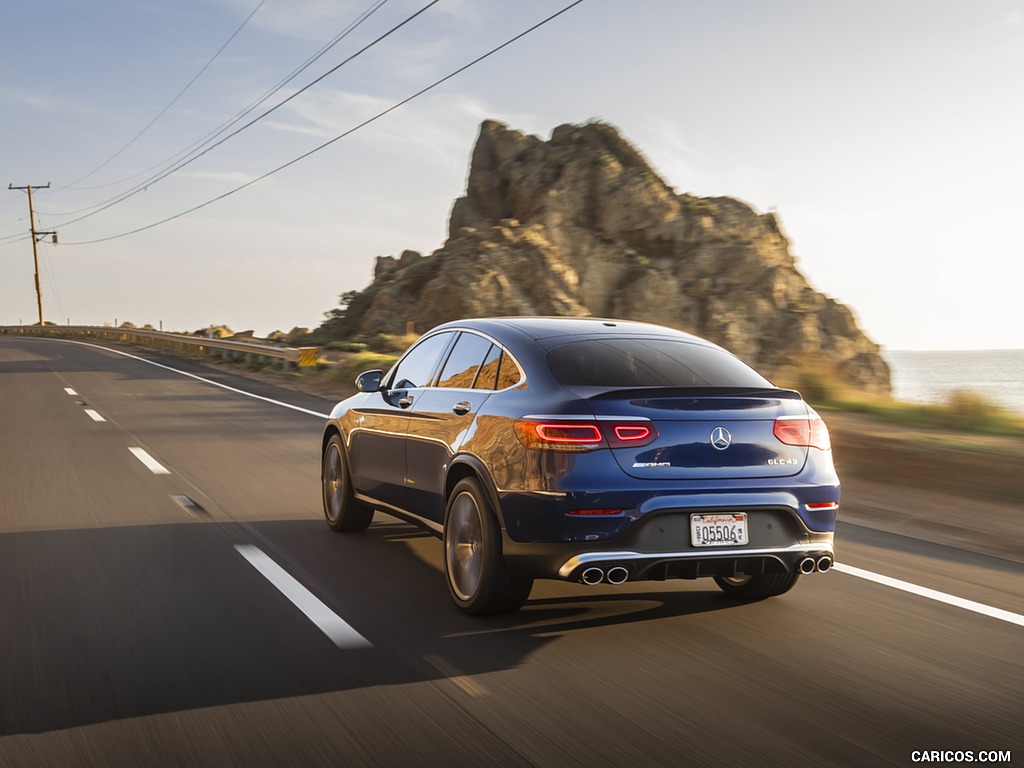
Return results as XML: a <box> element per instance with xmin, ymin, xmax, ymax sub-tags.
<box><xmin>805</xmin><ymin>502</ymin><xmax>839</xmax><ymax>511</ymax></box>
<box><xmin>567</xmin><ymin>508</ymin><xmax>623</xmax><ymax>516</ymax></box>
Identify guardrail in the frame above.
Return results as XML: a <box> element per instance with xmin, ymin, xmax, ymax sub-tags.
<box><xmin>0</xmin><ymin>325</ymin><xmax>319</xmax><ymax>372</ymax></box>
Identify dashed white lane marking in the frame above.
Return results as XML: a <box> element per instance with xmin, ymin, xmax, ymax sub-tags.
<box><xmin>84</xmin><ymin>409</ymin><xmax>106</xmax><ymax>422</ymax></box>
<box><xmin>64</xmin><ymin>387</ymin><xmax>78</xmax><ymax>396</ymax></box>
<box><xmin>834</xmin><ymin>562</ymin><xmax>1024</xmax><ymax>628</ymax></box>
<box><xmin>128</xmin><ymin>447</ymin><xmax>171</xmax><ymax>475</ymax></box>
<box><xmin>235</xmin><ymin>544</ymin><xmax>372</xmax><ymax>649</ymax></box>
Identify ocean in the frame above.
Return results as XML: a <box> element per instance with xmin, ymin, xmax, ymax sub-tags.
<box><xmin>884</xmin><ymin>349</ymin><xmax>1024</xmax><ymax>416</ymax></box>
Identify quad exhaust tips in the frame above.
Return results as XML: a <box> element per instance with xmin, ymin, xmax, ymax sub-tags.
<box><xmin>579</xmin><ymin>565</ymin><xmax>630</xmax><ymax>585</ymax></box>
<box><xmin>606</xmin><ymin>566</ymin><xmax>629</xmax><ymax>585</ymax></box>
<box><xmin>799</xmin><ymin>555</ymin><xmax>833</xmax><ymax>575</ymax></box>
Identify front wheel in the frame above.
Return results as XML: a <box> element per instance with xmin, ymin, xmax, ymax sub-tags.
<box><xmin>443</xmin><ymin>477</ymin><xmax>532</xmax><ymax>615</ymax></box>
<box><xmin>713</xmin><ymin>570</ymin><xmax>800</xmax><ymax>599</ymax></box>
<box><xmin>322</xmin><ymin>434</ymin><xmax>373</xmax><ymax>532</ymax></box>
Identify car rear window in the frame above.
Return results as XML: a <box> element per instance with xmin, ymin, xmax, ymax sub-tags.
<box><xmin>547</xmin><ymin>338</ymin><xmax>772</xmax><ymax>388</ymax></box>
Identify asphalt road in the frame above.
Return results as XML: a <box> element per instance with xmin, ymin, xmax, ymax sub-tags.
<box><xmin>1</xmin><ymin>336</ymin><xmax>1021</xmax><ymax>767</ymax></box>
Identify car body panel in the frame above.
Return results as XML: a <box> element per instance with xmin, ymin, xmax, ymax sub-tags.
<box><xmin>404</xmin><ymin>387</ymin><xmax>492</xmax><ymax>524</ymax></box>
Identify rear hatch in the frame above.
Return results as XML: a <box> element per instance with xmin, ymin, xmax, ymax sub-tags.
<box><xmin>544</xmin><ymin>335</ymin><xmax>813</xmax><ymax>480</ymax></box>
<box><xmin>586</xmin><ymin>387</ymin><xmax>811</xmax><ymax>480</ymax></box>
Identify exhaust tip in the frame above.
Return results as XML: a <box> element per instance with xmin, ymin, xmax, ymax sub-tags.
<box><xmin>798</xmin><ymin>557</ymin><xmax>816</xmax><ymax>575</ymax></box>
<box><xmin>580</xmin><ymin>566</ymin><xmax>604</xmax><ymax>585</ymax></box>
<box><xmin>816</xmin><ymin>556</ymin><xmax>833</xmax><ymax>573</ymax></box>
<box><xmin>606</xmin><ymin>566</ymin><xmax>629</xmax><ymax>585</ymax></box>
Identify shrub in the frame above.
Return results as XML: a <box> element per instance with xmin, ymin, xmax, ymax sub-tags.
<box><xmin>936</xmin><ymin>389</ymin><xmax>1010</xmax><ymax>432</ymax></box>
<box><xmin>327</xmin><ymin>341</ymin><xmax>367</xmax><ymax>352</ymax></box>
<box><xmin>330</xmin><ymin>352</ymin><xmax>399</xmax><ymax>385</ymax></box>
<box><xmin>796</xmin><ymin>370</ymin><xmax>841</xmax><ymax>406</ymax></box>
<box><xmin>365</xmin><ymin>332</ymin><xmax>418</xmax><ymax>353</ymax></box>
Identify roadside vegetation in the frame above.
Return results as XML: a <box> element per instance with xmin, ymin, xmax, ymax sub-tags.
<box><xmin>797</xmin><ymin>372</ymin><xmax>1024</xmax><ymax>439</ymax></box>
<box><xmin>323</xmin><ymin>332</ymin><xmax>414</xmax><ymax>385</ymax></box>
<box><xmin>330</xmin><ymin>351</ymin><xmax>399</xmax><ymax>385</ymax></box>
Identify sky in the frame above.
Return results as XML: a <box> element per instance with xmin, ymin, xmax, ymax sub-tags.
<box><xmin>1</xmin><ymin>0</ymin><xmax>1021</xmax><ymax>351</ymax></box>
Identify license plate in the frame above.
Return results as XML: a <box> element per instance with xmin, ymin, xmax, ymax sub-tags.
<box><xmin>690</xmin><ymin>513</ymin><xmax>748</xmax><ymax>547</ymax></box>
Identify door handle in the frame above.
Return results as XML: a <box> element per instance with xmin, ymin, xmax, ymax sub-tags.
<box><xmin>452</xmin><ymin>401</ymin><xmax>472</xmax><ymax>416</ymax></box>
<box><xmin>398</xmin><ymin>396</ymin><xmax>414</xmax><ymax>408</ymax></box>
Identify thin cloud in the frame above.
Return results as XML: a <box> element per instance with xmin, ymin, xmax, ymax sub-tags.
<box><xmin>0</xmin><ymin>86</ymin><xmax>59</xmax><ymax>112</ymax></box>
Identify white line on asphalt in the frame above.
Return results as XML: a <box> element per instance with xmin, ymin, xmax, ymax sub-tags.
<box><xmin>49</xmin><ymin>339</ymin><xmax>330</xmax><ymax>419</ymax></box>
<box><xmin>834</xmin><ymin>562</ymin><xmax>1024</xmax><ymax>628</ymax></box>
<box><xmin>234</xmin><ymin>544</ymin><xmax>372</xmax><ymax>649</ymax></box>
<box><xmin>128</xmin><ymin>447</ymin><xmax>171</xmax><ymax>475</ymax></box>
<box><xmin>84</xmin><ymin>409</ymin><xmax>106</xmax><ymax>422</ymax></box>
<box><xmin>64</xmin><ymin>387</ymin><xmax>78</xmax><ymax>396</ymax></box>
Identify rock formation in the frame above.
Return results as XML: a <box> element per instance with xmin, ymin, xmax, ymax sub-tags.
<box><xmin>331</xmin><ymin>120</ymin><xmax>890</xmax><ymax>394</ymax></box>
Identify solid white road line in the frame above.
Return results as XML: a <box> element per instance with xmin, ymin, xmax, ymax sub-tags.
<box><xmin>235</xmin><ymin>544</ymin><xmax>372</xmax><ymax>649</ymax></box>
<box><xmin>64</xmin><ymin>387</ymin><xmax>78</xmax><ymax>396</ymax></box>
<box><xmin>84</xmin><ymin>409</ymin><xmax>106</xmax><ymax>422</ymax></box>
<box><xmin>50</xmin><ymin>339</ymin><xmax>330</xmax><ymax>419</ymax></box>
<box><xmin>128</xmin><ymin>447</ymin><xmax>171</xmax><ymax>475</ymax></box>
<box><xmin>834</xmin><ymin>562</ymin><xmax>1024</xmax><ymax>628</ymax></box>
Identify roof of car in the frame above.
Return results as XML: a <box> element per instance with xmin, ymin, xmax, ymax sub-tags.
<box><xmin>434</xmin><ymin>316</ymin><xmax>707</xmax><ymax>343</ymax></box>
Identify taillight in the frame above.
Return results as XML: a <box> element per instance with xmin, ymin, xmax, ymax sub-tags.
<box><xmin>773</xmin><ymin>417</ymin><xmax>831</xmax><ymax>450</ymax></box>
<box><xmin>535</xmin><ymin>423</ymin><xmax>603</xmax><ymax>445</ymax></box>
<box><xmin>613</xmin><ymin>424</ymin><xmax>653</xmax><ymax>442</ymax></box>
<box><xmin>514</xmin><ymin>419</ymin><xmax>657</xmax><ymax>452</ymax></box>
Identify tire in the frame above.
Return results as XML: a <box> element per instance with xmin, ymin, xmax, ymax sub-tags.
<box><xmin>322</xmin><ymin>434</ymin><xmax>373</xmax><ymax>532</ymax></box>
<box><xmin>443</xmin><ymin>477</ymin><xmax>533</xmax><ymax>615</ymax></box>
<box><xmin>713</xmin><ymin>569</ymin><xmax>800</xmax><ymax>599</ymax></box>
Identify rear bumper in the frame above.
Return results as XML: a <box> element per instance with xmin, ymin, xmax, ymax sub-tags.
<box><xmin>555</xmin><ymin>541</ymin><xmax>834</xmax><ymax>583</ymax></box>
<box><xmin>501</xmin><ymin>505</ymin><xmax>835</xmax><ymax>582</ymax></box>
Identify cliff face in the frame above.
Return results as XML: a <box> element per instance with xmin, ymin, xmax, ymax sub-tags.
<box><xmin>339</xmin><ymin>120</ymin><xmax>890</xmax><ymax>395</ymax></box>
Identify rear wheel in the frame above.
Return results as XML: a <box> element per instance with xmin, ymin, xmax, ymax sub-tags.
<box><xmin>322</xmin><ymin>434</ymin><xmax>373</xmax><ymax>532</ymax></box>
<box><xmin>714</xmin><ymin>570</ymin><xmax>799</xmax><ymax>599</ymax></box>
<box><xmin>444</xmin><ymin>477</ymin><xmax>532</xmax><ymax>615</ymax></box>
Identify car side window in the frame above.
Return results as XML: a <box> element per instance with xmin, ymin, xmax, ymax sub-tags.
<box><xmin>388</xmin><ymin>333</ymin><xmax>453</xmax><ymax>390</ymax></box>
<box><xmin>473</xmin><ymin>344</ymin><xmax>501</xmax><ymax>390</ymax></box>
<box><xmin>437</xmin><ymin>333</ymin><xmax>493</xmax><ymax>389</ymax></box>
<box><xmin>495</xmin><ymin>350</ymin><xmax>523</xmax><ymax>389</ymax></box>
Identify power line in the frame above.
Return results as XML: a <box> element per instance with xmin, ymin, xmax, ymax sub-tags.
<box><xmin>58</xmin><ymin>0</ymin><xmax>269</xmax><ymax>190</ymax></box>
<box><xmin>42</xmin><ymin>0</ymin><xmax>437</xmax><ymax>232</ymax></box>
<box><xmin>46</xmin><ymin>0</ymin><xmax>388</xmax><ymax>202</ymax></box>
<box><xmin>61</xmin><ymin>0</ymin><xmax>585</xmax><ymax>246</ymax></box>
<box><xmin>0</xmin><ymin>232</ymin><xmax>31</xmax><ymax>247</ymax></box>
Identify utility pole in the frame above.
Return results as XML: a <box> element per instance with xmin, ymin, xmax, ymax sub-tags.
<box><xmin>8</xmin><ymin>183</ymin><xmax>58</xmax><ymax>326</ymax></box>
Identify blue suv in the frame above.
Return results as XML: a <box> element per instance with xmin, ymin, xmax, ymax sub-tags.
<box><xmin>321</xmin><ymin>317</ymin><xmax>839</xmax><ymax>614</ymax></box>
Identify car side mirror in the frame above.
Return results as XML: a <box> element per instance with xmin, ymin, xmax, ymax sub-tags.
<box><xmin>355</xmin><ymin>369</ymin><xmax>383</xmax><ymax>392</ymax></box>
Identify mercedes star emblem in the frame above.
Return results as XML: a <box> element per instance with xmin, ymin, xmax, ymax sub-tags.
<box><xmin>710</xmin><ymin>426</ymin><xmax>732</xmax><ymax>450</ymax></box>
